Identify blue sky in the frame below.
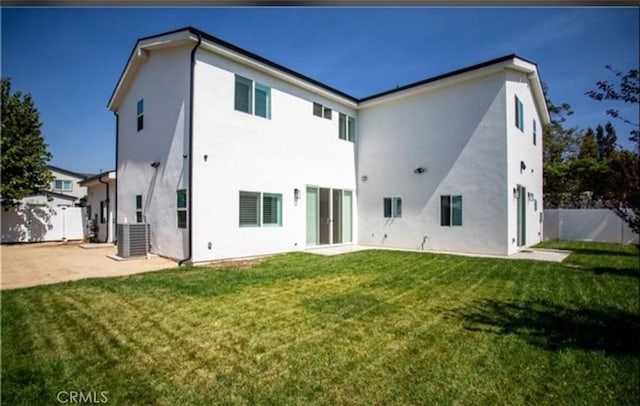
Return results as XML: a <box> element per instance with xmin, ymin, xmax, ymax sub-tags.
<box><xmin>2</xmin><ymin>7</ymin><xmax>638</xmax><ymax>174</ymax></box>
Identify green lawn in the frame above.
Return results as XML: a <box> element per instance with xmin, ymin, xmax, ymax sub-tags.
<box><xmin>2</xmin><ymin>241</ymin><xmax>638</xmax><ymax>405</ymax></box>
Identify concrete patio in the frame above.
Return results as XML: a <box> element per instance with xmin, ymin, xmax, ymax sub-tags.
<box><xmin>306</xmin><ymin>244</ymin><xmax>571</xmax><ymax>262</ymax></box>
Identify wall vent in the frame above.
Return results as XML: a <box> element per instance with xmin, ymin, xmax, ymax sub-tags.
<box><xmin>117</xmin><ymin>223</ymin><xmax>150</xmax><ymax>258</ymax></box>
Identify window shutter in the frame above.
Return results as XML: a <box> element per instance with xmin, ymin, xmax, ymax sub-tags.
<box><xmin>452</xmin><ymin>196</ymin><xmax>462</xmax><ymax>226</ymax></box>
<box><xmin>263</xmin><ymin>193</ymin><xmax>281</xmax><ymax>226</ymax></box>
<box><xmin>383</xmin><ymin>198</ymin><xmax>392</xmax><ymax>218</ymax></box>
<box><xmin>235</xmin><ymin>76</ymin><xmax>252</xmax><ymax>114</ymax></box>
<box><xmin>313</xmin><ymin>102</ymin><xmax>323</xmax><ymax>117</ymax></box>
<box><xmin>440</xmin><ymin>195</ymin><xmax>451</xmax><ymax>226</ymax></box>
<box><xmin>348</xmin><ymin>117</ymin><xmax>356</xmax><ymax>142</ymax></box>
<box><xmin>239</xmin><ymin>192</ymin><xmax>260</xmax><ymax>226</ymax></box>
<box><xmin>254</xmin><ymin>84</ymin><xmax>270</xmax><ymax>118</ymax></box>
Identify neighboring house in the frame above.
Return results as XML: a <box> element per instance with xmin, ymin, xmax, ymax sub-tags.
<box><xmin>1</xmin><ymin>165</ymin><xmax>93</xmax><ymax>243</ymax></box>
<box><xmin>109</xmin><ymin>27</ymin><xmax>549</xmax><ymax>262</ymax></box>
<box><xmin>47</xmin><ymin>165</ymin><xmax>92</xmax><ymax>205</ymax></box>
<box><xmin>79</xmin><ymin>170</ymin><xmax>116</xmax><ymax>243</ymax></box>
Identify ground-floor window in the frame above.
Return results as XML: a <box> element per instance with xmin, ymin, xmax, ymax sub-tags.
<box><xmin>440</xmin><ymin>195</ymin><xmax>462</xmax><ymax>226</ymax></box>
<box><xmin>177</xmin><ymin>189</ymin><xmax>187</xmax><ymax>228</ymax></box>
<box><xmin>135</xmin><ymin>195</ymin><xmax>143</xmax><ymax>223</ymax></box>
<box><xmin>383</xmin><ymin>197</ymin><xmax>402</xmax><ymax>218</ymax></box>
<box><xmin>239</xmin><ymin>191</ymin><xmax>282</xmax><ymax>227</ymax></box>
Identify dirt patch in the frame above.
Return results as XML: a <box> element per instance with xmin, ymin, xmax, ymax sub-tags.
<box><xmin>203</xmin><ymin>258</ymin><xmax>267</xmax><ymax>270</ymax></box>
<box><xmin>1</xmin><ymin>242</ymin><xmax>177</xmax><ymax>290</ymax></box>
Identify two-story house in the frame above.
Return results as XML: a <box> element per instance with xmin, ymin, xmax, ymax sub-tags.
<box><xmin>109</xmin><ymin>27</ymin><xmax>549</xmax><ymax>263</ymax></box>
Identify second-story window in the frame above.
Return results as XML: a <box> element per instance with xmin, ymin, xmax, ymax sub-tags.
<box><xmin>54</xmin><ymin>179</ymin><xmax>73</xmax><ymax>192</ymax></box>
<box><xmin>137</xmin><ymin>99</ymin><xmax>144</xmax><ymax>131</ymax></box>
<box><xmin>235</xmin><ymin>75</ymin><xmax>271</xmax><ymax>119</ymax></box>
<box><xmin>533</xmin><ymin>119</ymin><xmax>537</xmax><ymax>145</ymax></box>
<box><xmin>339</xmin><ymin>113</ymin><xmax>357</xmax><ymax>143</ymax></box>
<box><xmin>515</xmin><ymin>96</ymin><xmax>524</xmax><ymax>132</ymax></box>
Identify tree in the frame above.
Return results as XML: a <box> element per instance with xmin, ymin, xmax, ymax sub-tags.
<box><xmin>1</xmin><ymin>78</ymin><xmax>53</xmax><ymax>209</ymax></box>
<box><xmin>605</xmin><ymin>150</ymin><xmax>640</xmax><ymax>234</ymax></box>
<box><xmin>595</xmin><ymin>123</ymin><xmax>617</xmax><ymax>161</ymax></box>
<box><xmin>587</xmin><ymin>66</ymin><xmax>640</xmax><ymax>234</ymax></box>
<box><xmin>586</xmin><ymin>66</ymin><xmax>639</xmax><ymax>145</ymax></box>
<box><xmin>542</xmin><ymin>83</ymin><xmax>581</xmax><ymax>207</ymax></box>
<box><xmin>578</xmin><ymin>128</ymin><xmax>598</xmax><ymax>160</ymax></box>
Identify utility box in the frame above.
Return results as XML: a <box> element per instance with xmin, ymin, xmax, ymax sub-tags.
<box><xmin>117</xmin><ymin>223</ymin><xmax>150</xmax><ymax>258</ymax></box>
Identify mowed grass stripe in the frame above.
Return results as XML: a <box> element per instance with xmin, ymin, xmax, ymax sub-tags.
<box><xmin>2</xmin><ymin>241</ymin><xmax>638</xmax><ymax>405</ymax></box>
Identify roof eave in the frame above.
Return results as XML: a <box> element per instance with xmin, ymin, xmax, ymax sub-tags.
<box><xmin>108</xmin><ymin>29</ymin><xmax>197</xmax><ymax>112</ymax></box>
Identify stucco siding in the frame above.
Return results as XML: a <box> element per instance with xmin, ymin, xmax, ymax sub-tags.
<box><xmin>357</xmin><ymin>71</ymin><xmax>509</xmax><ymax>255</ymax></box>
<box><xmin>190</xmin><ymin>49</ymin><xmax>357</xmax><ymax>262</ymax></box>
<box><xmin>49</xmin><ymin>168</ymin><xmax>87</xmax><ymax>201</ymax></box>
<box><xmin>505</xmin><ymin>70</ymin><xmax>544</xmax><ymax>254</ymax></box>
<box><xmin>116</xmin><ymin>46</ymin><xmax>191</xmax><ymax>260</ymax></box>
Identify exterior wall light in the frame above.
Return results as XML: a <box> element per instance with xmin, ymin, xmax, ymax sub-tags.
<box><xmin>520</xmin><ymin>161</ymin><xmax>526</xmax><ymax>172</ymax></box>
<box><xmin>528</xmin><ymin>192</ymin><xmax>534</xmax><ymax>202</ymax></box>
<box><xmin>150</xmin><ymin>161</ymin><xmax>160</xmax><ymax>168</ymax></box>
<box><xmin>413</xmin><ymin>167</ymin><xmax>426</xmax><ymax>174</ymax></box>
<box><xmin>294</xmin><ymin>188</ymin><xmax>300</xmax><ymax>201</ymax></box>
<box><xmin>361</xmin><ymin>175</ymin><xmax>368</xmax><ymax>181</ymax></box>
<box><xmin>513</xmin><ymin>188</ymin><xmax>519</xmax><ymax>199</ymax></box>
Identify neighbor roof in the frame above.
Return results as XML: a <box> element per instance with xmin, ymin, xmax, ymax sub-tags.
<box><xmin>47</xmin><ymin>165</ymin><xmax>94</xmax><ymax>179</ymax></box>
<box><xmin>109</xmin><ymin>26</ymin><xmax>550</xmax><ymax>123</ymax></box>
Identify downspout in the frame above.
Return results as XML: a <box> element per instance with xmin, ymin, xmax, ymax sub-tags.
<box><xmin>179</xmin><ymin>33</ymin><xmax>202</xmax><ymax>266</ymax></box>
<box><xmin>98</xmin><ymin>174</ymin><xmax>109</xmax><ymax>243</ymax></box>
<box><xmin>113</xmin><ymin>111</ymin><xmax>119</xmax><ymax>245</ymax></box>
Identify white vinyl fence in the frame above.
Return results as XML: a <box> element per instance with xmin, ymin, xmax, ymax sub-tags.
<box><xmin>544</xmin><ymin>209</ymin><xmax>638</xmax><ymax>244</ymax></box>
<box><xmin>1</xmin><ymin>205</ymin><xmax>85</xmax><ymax>243</ymax></box>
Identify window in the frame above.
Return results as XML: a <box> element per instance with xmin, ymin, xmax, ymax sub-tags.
<box><xmin>515</xmin><ymin>96</ymin><xmax>524</xmax><ymax>132</ymax></box>
<box><xmin>383</xmin><ymin>197</ymin><xmax>402</xmax><ymax>218</ymax></box>
<box><xmin>313</xmin><ymin>102</ymin><xmax>323</xmax><ymax>117</ymax></box>
<box><xmin>100</xmin><ymin>200</ymin><xmax>107</xmax><ymax>224</ymax></box>
<box><xmin>441</xmin><ymin>195</ymin><xmax>462</xmax><ymax>226</ymax></box>
<box><xmin>348</xmin><ymin>116</ymin><xmax>356</xmax><ymax>142</ymax></box>
<box><xmin>239</xmin><ymin>191</ymin><xmax>260</xmax><ymax>227</ymax></box>
<box><xmin>234</xmin><ymin>75</ymin><xmax>252</xmax><ymax>114</ymax></box>
<box><xmin>323</xmin><ymin>106</ymin><xmax>332</xmax><ymax>120</ymax></box>
<box><xmin>135</xmin><ymin>195</ymin><xmax>143</xmax><ymax>223</ymax></box>
<box><xmin>176</xmin><ymin>189</ymin><xmax>187</xmax><ymax>228</ymax></box>
<box><xmin>262</xmin><ymin>193</ymin><xmax>282</xmax><ymax>226</ymax></box>
<box><xmin>338</xmin><ymin>113</ymin><xmax>356</xmax><ymax>142</ymax></box>
<box><xmin>137</xmin><ymin>99</ymin><xmax>144</xmax><ymax>131</ymax></box>
<box><xmin>239</xmin><ymin>191</ymin><xmax>282</xmax><ymax>227</ymax></box>
<box><xmin>53</xmin><ymin>179</ymin><xmax>72</xmax><ymax>192</ymax></box>
<box><xmin>254</xmin><ymin>83</ymin><xmax>271</xmax><ymax>119</ymax></box>
<box><xmin>339</xmin><ymin>113</ymin><xmax>347</xmax><ymax>140</ymax></box>
<box><xmin>533</xmin><ymin>119</ymin><xmax>537</xmax><ymax>145</ymax></box>
<box><xmin>235</xmin><ymin>75</ymin><xmax>271</xmax><ymax>119</ymax></box>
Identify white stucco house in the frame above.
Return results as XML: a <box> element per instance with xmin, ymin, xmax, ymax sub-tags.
<box><xmin>109</xmin><ymin>27</ymin><xmax>549</xmax><ymax>263</ymax></box>
<box><xmin>79</xmin><ymin>170</ymin><xmax>116</xmax><ymax>243</ymax></box>
<box><xmin>1</xmin><ymin>165</ymin><xmax>93</xmax><ymax>243</ymax></box>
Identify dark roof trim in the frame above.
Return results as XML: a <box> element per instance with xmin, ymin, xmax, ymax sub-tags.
<box><xmin>79</xmin><ymin>170</ymin><xmax>116</xmax><ymax>186</ymax></box>
<box><xmin>24</xmin><ymin>191</ymin><xmax>78</xmax><ymax>201</ymax></box>
<box><xmin>360</xmin><ymin>54</ymin><xmax>537</xmax><ymax>102</ymax></box>
<box><xmin>110</xmin><ymin>26</ymin><xmax>541</xmax><ymax>108</ymax></box>
<box><xmin>47</xmin><ymin>165</ymin><xmax>94</xmax><ymax>179</ymax></box>
<box><xmin>152</xmin><ymin>26</ymin><xmax>358</xmax><ymax>102</ymax></box>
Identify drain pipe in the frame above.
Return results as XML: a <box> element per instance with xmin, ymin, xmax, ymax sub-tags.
<box><xmin>98</xmin><ymin>173</ymin><xmax>109</xmax><ymax>243</ymax></box>
<box><xmin>113</xmin><ymin>111</ymin><xmax>119</xmax><ymax>245</ymax></box>
<box><xmin>179</xmin><ymin>32</ymin><xmax>202</xmax><ymax>266</ymax></box>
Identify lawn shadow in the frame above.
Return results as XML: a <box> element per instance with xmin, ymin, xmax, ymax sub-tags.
<box><xmin>566</xmin><ymin>248</ymin><xmax>639</xmax><ymax>258</ymax></box>
<box><xmin>586</xmin><ymin>266</ymin><xmax>640</xmax><ymax>278</ymax></box>
<box><xmin>447</xmin><ymin>299</ymin><xmax>640</xmax><ymax>357</ymax></box>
